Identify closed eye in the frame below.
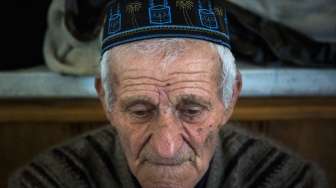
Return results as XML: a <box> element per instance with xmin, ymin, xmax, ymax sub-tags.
<box><xmin>180</xmin><ymin>105</ymin><xmax>203</xmax><ymax>117</ymax></box>
<box><xmin>127</xmin><ymin>103</ymin><xmax>156</xmax><ymax>120</ymax></box>
<box><xmin>178</xmin><ymin>103</ymin><xmax>208</xmax><ymax>123</ymax></box>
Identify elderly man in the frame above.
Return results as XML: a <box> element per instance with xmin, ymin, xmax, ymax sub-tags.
<box><xmin>10</xmin><ymin>0</ymin><xmax>327</xmax><ymax>188</ymax></box>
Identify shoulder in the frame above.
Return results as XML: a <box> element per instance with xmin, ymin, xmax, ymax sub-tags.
<box><xmin>215</xmin><ymin>125</ymin><xmax>329</xmax><ymax>188</ymax></box>
<box><xmin>8</xmin><ymin>126</ymin><xmax>123</xmax><ymax>188</ymax></box>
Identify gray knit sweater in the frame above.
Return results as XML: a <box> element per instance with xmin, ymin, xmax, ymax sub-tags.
<box><xmin>9</xmin><ymin>126</ymin><xmax>328</xmax><ymax>188</ymax></box>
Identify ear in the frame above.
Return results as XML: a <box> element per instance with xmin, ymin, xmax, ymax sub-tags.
<box><xmin>230</xmin><ymin>70</ymin><xmax>242</xmax><ymax>109</ymax></box>
<box><xmin>95</xmin><ymin>76</ymin><xmax>111</xmax><ymax>121</ymax></box>
<box><xmin>220</xmin><ymin>70</ymin><xmax>242</xmax><ymax>125</ymax></box>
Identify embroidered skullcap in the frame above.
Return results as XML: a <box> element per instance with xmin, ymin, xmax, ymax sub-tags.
<box><xmin>101</xmin><ymin>0</ymin><xmax>231</xmax><ymax>55</ymax></box>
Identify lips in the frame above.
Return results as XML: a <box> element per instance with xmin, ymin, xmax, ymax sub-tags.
<box><xmin>144</xmin><ymin>158</ymin><xmax>189</xmax><ymax>166</ymax></box>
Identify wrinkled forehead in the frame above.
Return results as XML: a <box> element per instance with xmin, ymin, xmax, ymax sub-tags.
<box><xmin>106</xmin><ymin>39</ymin><xmax>220</xmax><ymax>73</ymax></box>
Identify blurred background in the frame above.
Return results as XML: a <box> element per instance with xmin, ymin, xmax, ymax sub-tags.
<box><xmin>0</xmin><ymin>0</ymin><xmax>335</xmax><ymax>187</ymax></box>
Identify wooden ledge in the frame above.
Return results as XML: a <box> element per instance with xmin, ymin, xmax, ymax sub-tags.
<box><xmin>0</xmin><ymin>97</ymin><xmax>335</xmax><ymax>123</ymax></box>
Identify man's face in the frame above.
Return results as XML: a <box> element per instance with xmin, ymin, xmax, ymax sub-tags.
<box><xmin>98</xmin><ymin>40</ymin><xmax>233</xmax><ymax>188</ymax></box>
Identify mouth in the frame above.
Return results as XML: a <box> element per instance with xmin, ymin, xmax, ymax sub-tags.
<box><xmin>143</xmin><ymin>159</ymin><xmax>189</xmax><ymax>166</ymax></box>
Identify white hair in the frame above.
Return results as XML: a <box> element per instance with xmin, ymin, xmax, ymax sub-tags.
<box><xmin>100</xmin><ymin>39</ymin><xmax>237</xmax><ymax>110</ymax></box>
<box><xmin>215</xmin><ymin>43</ymin><xmax>237</xmax><ymax>108</ymax></box>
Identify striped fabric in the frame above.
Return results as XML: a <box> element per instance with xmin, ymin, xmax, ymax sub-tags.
<box><xmin>9</xmin><ymin>126</ymin><xmax>328</xmax><ymax>188</ymax></box>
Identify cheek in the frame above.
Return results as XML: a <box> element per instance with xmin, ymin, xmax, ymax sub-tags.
<box><xmin>183</xmin><ymin>110</ymin><xmax>222</xmax><ymax>148</ymax></box>
<box><xmin>109</xmin><ymin>110</ymin><xmax>150</xmax><ymax>160</ymax></box>
<box><xmin>186</xmin><ymin>123</ymin><xmax>217</xmax><ymax>146</ymax></box>
<box><xmin>195</xmin><ymin>111</ymin><xmax>220</xmax><ymax>134</ymax></box>
<box><xmin>204</xmin><ymin>130</ymin><xmax>217</xmax><ymax>147</ymax></box>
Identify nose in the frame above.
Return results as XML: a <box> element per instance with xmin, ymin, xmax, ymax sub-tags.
<box><xmin>150</xmin><ymin>110</ymin><xmax>183</xmax><ymax>159</ymax></box>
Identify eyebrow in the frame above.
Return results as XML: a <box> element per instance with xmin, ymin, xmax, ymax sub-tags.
<box><xmin>176</xmin><ymin>94</ymin><xmax>212</xmax><ymax>110</ymax></box>
<box><xmin>120</xmin><ymin>95</ymin><xmax>157</xmax><ymax>110</ymax></box>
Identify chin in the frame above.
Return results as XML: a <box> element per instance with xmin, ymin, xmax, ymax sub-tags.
<box><xmin>141</xmin><ymin>178</ymin><xmax>197</xmax><ymax>188</ymax></box>
<box><xmin>142</xmin><ymin>181</ymin><xmax>186</xmax><ymax>188</ymax></box>
<box><xmin>135</xmin><ymin>162</ymin><xmax>199</xmax><ymax>188</ymax></box>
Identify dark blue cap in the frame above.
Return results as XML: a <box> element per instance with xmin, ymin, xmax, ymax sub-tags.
<box><xmin>101</xmin><ymin>0</ymin><xmax>231</xmax><ymax>55</ymax></box>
